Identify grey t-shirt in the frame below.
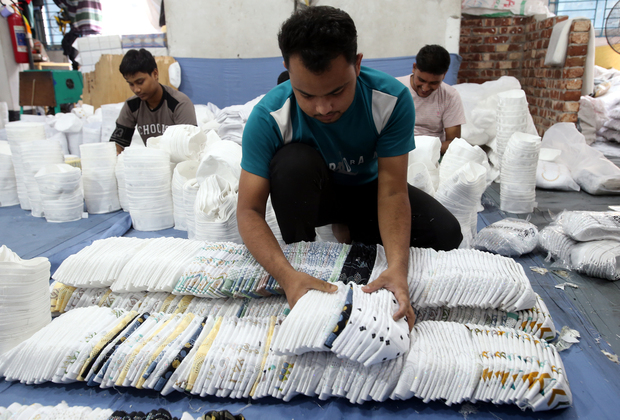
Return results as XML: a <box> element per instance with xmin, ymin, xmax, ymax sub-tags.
<box><xmin>110</xmin><ymin>84</ymin><xmax>197</xmax><ymax>148</ymax></box>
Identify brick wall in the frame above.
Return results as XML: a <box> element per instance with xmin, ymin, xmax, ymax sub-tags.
<box><xmin>458</xmin><ymin>16</ymin><xmax>591</xmax><ymax>136</ymax></box>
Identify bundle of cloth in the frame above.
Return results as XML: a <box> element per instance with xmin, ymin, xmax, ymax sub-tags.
<box><xmin>538</xmin><ymin>210</ymin><xmax>620</xmax><ymax>281</ymax></box>
<box><xmin>579</xmin><ymin>65</ymin><xmax>620</xmax><ymax>144</ymax></box>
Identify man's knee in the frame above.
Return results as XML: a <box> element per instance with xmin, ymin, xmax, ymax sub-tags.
<box><xmin>270</xmin><ymin>143</ymin><xmax>327</xmax><ymax>181</ymax></box>
<box><xmin>435</xmin><ymin>213</ymin><xmax>463</xmax><ymax>250</ymax></box>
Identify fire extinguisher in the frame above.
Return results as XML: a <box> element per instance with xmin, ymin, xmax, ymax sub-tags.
<box><xmin>5</xmin><ymin>6</ymin><xmax>29</xmax><ymax>64</ymax></box>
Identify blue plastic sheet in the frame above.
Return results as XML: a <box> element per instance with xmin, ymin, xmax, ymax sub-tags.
<box><xmin>1</xmin><ymin>206</ymin><xmax>620</xmax><ymax>418</ymax></box>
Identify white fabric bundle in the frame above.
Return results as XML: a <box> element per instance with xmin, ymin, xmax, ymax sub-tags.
<box><xmin>559</xmin><ymin>211</ymin><xmax>620</xmax><ymax>242</ymax></box>
<box><xmin>407</xmin><ymin>162</ymin><xmax>435</xmax><ymax>196</ymax></box>
<box><xmin>5</xmin><ymin>121</ymin><xmax>47</xmax><ymax>210</ymax></box>
<box><xmin>34</xmin><ymin>164</ymin><xmax>83</xmax><ymax>223</ymax></box>
<box><xmin>472</xmin><ymin>218</ymin><xmax>539</xmax><ymax>257</ymax></box>
<box><xmin>408</xmin><ymin>136</ymin><xmax>441</xmax><ymax>190</ymax></box>
<box><xmin>160</xmin><ymin>124</ymin><xmax>207</xmax><ymax>163</ymax></box>
<box><xmin>47</xmin><ymin>131</ymin><xmax>69</xmax><ymax>155</ymax></box>
<box><xmin>100</xmin><ymin>103</ymin><xmax>124</xmax><ymax>143</ymax></box>
<box><xmin>54</xmin><ymin>113</ymin><xmax>84</xmax><ymax>156</ymax></box>
<box><xmin>172</xmin><ymin>161</ymin><xmax>199</xmax><ymax>230</ymax></box>
<box><xmin>52</xmin><ymin>237</ymin><xmax>148</xmax><ymax>287</ymax></box>
<box><xmin>500</xmin><ymin>132</ymin><xmax>541</xmax><ymax>214</ymax></box>
<box><xmin>195</xmin><ymin>140</ymin><xmax>242</xmax><ymax>187</ymax></box>
<box><xmin>82</xmin><ymin>122</ymin><xmax>102</xmax><ymax>145</ymax></box>
<box><xmin>0</xmin><ymin>245</ymin><xmax>51</xmax><ymax>355</ymax></box>
<box><xmin>439</xmin><ymin>138</ymin><xmax>490</xmax><ymax>188</ymax></box>
<box><xmin>80</xmin><ymin>143</ymin><xmax>120</xmax><ymax>214</ymax></box>
<box><xmin>20</xmin><ymin>139</ymin><xmax>65</xmax><ymax>217</ymax></box>
<box><xmin>435</xmin><ymin>162</ymin><xmax>487</xmax><ymax>248</ymax></box>
<box><xmin>214</xmin><ymin>95</ymin><xmax>263</xmax><ymax>145</ymax></box>
<box><xmin>0</xmin><ymin>141</ymin><xmax>18</xmax><ymax>207</ymax></box>
<box><xmin>404</xmin><ymin>246</ymin><xmax>537</xmax><ymax>312</ymax></box>
<box><xmin>194</xmin><ymin>175</ymin><xmax>242</xmax><ymax>243</ymax></box>
<box><xmin>542</xmin><ymin>123</ymin><xmax>620</xmax><ymax>195</ymax></box>
<box><xmin>570</xmin><ymin>240</ymin><xmax>620</xmax><ymax>281</ymax></box>
<box><xmin>123</xmin><ymin>147</ymin><xmax>174</xmax><ymax>231</ymax></box>
<box><xmin>109</xmin><ymin>238</ymin><xmax>203</xmax><ymax>292</ymax></box>
<box><xmin>114</xmin><ymin>152</ymin><xmax>129</xmax><ymax>211</ymax></box>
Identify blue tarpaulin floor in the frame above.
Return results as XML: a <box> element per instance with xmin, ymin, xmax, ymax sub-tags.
<box><xmin>1</xmin><ymin>184</ymin><xmax>620</xmax><ymax>419</ymax></box>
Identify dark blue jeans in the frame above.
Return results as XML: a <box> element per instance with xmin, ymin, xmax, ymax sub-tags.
<box><xmin>269</xmin><ymin>143</ymin><xmax>463</xmax><ymax>250</ymax></box>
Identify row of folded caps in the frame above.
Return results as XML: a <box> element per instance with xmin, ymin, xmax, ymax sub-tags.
<box><xmin>52</xmin><ymin>238</ymin><xmax>536</xmax><ymax>313</ymax></box>
<box><xmin>0</xmin><ymin>305</ymin><xmax>569</xmax><ymax>411</ymax></box>
<box><xmin>0</xmin><ymin>245</ymin><xmax>51</xmax><ymax>355</ymax></box>
<box><xmin>49</xmin><ymin>280</ymin><xmax>556</xmax><ymax>342</ymax></box>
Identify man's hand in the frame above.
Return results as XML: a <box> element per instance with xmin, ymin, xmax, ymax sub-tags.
<box><xmin>115</xmin><ymin>143</ymin><xmax>124</xmax><ymax>155</ymax></box>
<box><xmin>281</xmin><ymin>271</ymin><xmax>338</xmax><ymax>310</ymax></box>
<box><xmin>362</xmin><ymin>266</ymin><xmax>416</xmax><ymax>331</ymax></box>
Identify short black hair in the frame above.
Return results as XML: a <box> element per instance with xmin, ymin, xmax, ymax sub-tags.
<box><xmin>415</xmin><ymin>45</ymin><xmax>451</xmax><ymax>76</ymax></box>
<box><xmin>119</xmin><ymin>49</ymin><xmax>157</xmax><ymax>76</ymax></box>
<box><xmin>277</xmin><ymin>70</ymin><xmax>290</xmax><ymax>85</ymax></box>
<box><xmin>278</xmin><ymin>6</ymin><xmax>357</xmax><ymax>74</ymax></box>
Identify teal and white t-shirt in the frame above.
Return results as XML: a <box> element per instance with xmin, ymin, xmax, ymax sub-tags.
<box><xmin>241</xmin><ymin>66</ymin><xmax>416</xmax><ymax>186</ymax></box>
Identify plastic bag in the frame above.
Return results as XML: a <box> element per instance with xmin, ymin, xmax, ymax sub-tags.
<box><xmin>560</xmin><ymin>211</ymin><xmax>620</xmax><ymax>242</ymax></box>
<box><xmin>472</xmin><ymin>218</ymin><xmax>539</xmax><ymax>257</ymax></box>
<box><xmin>570</xmin><ymin>240</ymin><xmax>620</xmax><ymax>281</ymax></box>
<box><xmin>542</xmin><ymin>123</ymin><xmax>620</xmax><ymax>195</ymax></box>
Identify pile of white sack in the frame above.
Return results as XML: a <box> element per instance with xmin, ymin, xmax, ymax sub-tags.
<box><xmin>539</xmin><ymin>210</ymin><xmax>620</xmax><ymax>281</ymax></box>
<box><xmin>578</xmin><ymin>65</ymin><xmax>620</xmax><ymax>144</ymax></box>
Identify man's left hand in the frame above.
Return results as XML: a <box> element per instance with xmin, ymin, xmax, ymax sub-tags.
<box><xmin>362</xmin><ymin>266</ymin><xmax>416</xmax><ymax>331</ymax></box>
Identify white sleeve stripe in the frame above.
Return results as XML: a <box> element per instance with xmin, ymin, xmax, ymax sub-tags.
<box><xmin>372</xmin><ymin>90</ymin><xmax>398</xmax><ymax>135</ymax></box>
<box><xmin>269</xmin><ymin>98</ymin><xmax>293</xmax><ymax>144</ymax></box>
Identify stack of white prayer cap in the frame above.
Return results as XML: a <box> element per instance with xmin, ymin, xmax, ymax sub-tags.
<box><xmin>124</xmin><ymin>146</ymin><xmax>174</xmax><ymax>231</ymax></box>
<box><xmin>0</xmin><ymin>141</ymin><xmax>18</xmax><ymax>207</ymax></box>
<box><xmin>80</xmin><ymin>143</ymin><xmax>121</xmax><ymax>214</ymax></box>
<box><xmin>435</xmin><ymin>162</ymin><xmax>487</xmax><ymax>247</ymax></box>
<box><xmin>172</xmin><ymin>161</ymin><xmax>199</xmax><ymax>230</ymax></box>
<box><xmin>183</xmin><ymin>178</ymin><xmax>200</xmax><ymax>239</ymax></box>
<box><xmin>100</xmin><ymin>103</ymin><xmax>124</xmax><ymax>142</ymax></box>
<box><xmin>196</xmin><ymin>140</ymin><xmax>242</xmax><ymax>188</ymax></box>
<box><xmin>82</xmin><ymin>121</ymin><xmax>102</xmax><ymax>145</ymax></box>
<box><xmin>55</xmin><ymin>113</ymin><xmax>83</xmax><ymax>156</ymax></box>
<box><xmin>438</xmin><ymin>138</ymin><xmax>489</xmax><ymax>188</ymax></box>
<box><xmin>34</xmin><ymin>163</ymin><xmax>83</xmax><ymax>223</ymax></box>
<box><xmin>20</xmin><ymin>139</ymin><xmax>65</xmax><ymax>217</ymax></box>
<box><xmin>194</xmin><ymin>174</ymin><xmax>242</xmax><ymax>242</ymax></box>
<box><xmin>500</xmin><ymin>132</ymin><xmax>541</xmax><ymax>214</ymax></box>
<box><xmin>0</xmin><ymin>245</ymin><xmax>51</xmax><ymax>355</ymax></box>
<box><xmin>160</xmin><ymin>124</ymin><xmax>208</xmax><ymax>163</ymax></box>
<box><xmin>114</xmin><ymin>152</ymin><xmax>129</xmax><ymax>211</ymax></box>
<box><xmin>495</xmin><ymin>89</ymin><xmax>529</xmax><ymax>161</ymax></box>
<box><xmin>5</xmin><ymin>121</ymin><xmax>47</xmax><ymax>210</ymax></box>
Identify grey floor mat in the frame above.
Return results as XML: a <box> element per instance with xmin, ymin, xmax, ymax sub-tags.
<box><xmin>481</xmin><ymin>181</ymin><xmax>620</xmax><ymax>355</ymax></box>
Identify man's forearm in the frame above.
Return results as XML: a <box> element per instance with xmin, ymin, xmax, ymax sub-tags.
<box><xmin>378</xmin><ymin>191</ymin><xmax>411</xmax><ymax>274</ymax></box>
<box><xmin>237</xmin><ymin>208</ymin><xmax>295</xmax><ymax>287</ymax></box>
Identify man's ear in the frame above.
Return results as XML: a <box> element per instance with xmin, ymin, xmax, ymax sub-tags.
<box><xmin>152</xmin><ymin>68</ymin><xmax>159</xmax><ymax>80</ymax></box>
<box><xmin>283</xmin><ymin>60</ymin><xmax>288</xmax><ymax>70</ymax></box>
<box><xmin>412</xmin><ymin>63</ymin><xmax>417</xmax><ymax>73</ymax></box>
<box><xmin>354</xmin><ymin>53</ymin><xmax>363</xmax><ymax>76</ymax></box>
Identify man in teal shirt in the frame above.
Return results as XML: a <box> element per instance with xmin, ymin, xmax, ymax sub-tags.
<box><xmin>238</xmin><ymin>6</ymin><xmax>461</xmax><ymax>328</ymax></box>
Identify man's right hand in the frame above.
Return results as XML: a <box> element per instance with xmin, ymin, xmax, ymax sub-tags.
<box><xmin>280</xmin><ymin>270</ymin><xmax>338</xmax><ymax>309</ymax></box>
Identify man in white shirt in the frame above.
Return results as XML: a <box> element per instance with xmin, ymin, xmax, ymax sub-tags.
<box><xmin>397</xmin><ymin>45</ymin><xmax>466</xmax><ymax>155</ymax></box>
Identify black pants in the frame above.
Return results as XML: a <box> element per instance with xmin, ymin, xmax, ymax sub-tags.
<box><xmin>269</xmin><ymin>143</ymin><xmax>463</xmax><ymax>250</ymax></box>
